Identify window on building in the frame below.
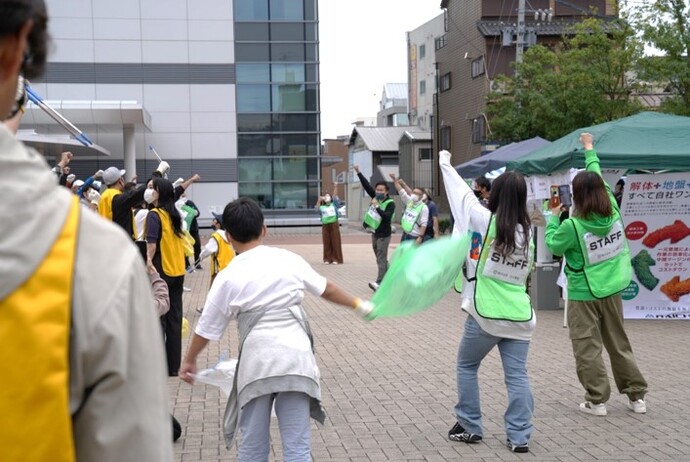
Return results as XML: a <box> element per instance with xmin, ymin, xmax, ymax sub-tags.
<box><xmin>235</xmin><ymin>23</ymin><xmax>269</xmax><ymax>41</ymax></box>
<box><xmin>435</xmin><ymin>34</ymin><xmax>447</xmax><ymax>50</ymax></box>
<box><xmin>419</xmin><ymin>79</ymin><xmax>426</xmax><ymax>95</ymax></box>
<box><xmin>237</xmin><ymin>84</ymin><xmax>271</xmax><ymax>112</ymax></box>
<box><xmin>234</xmin><ymin>0</ymin><xmax>268</xmax><ymax>20</ymax></box>
<box><xmin>472</xmin><ymin>117</ymin><xmax>486</xmax><ymax>144</ymax></box>
<box><xmin>444</xmin><ymin>10</ymin><xmax>449</xmax><ymax>31</ymax></box>
<box><xmin>419</xmin><ymin>148</ymin><xmax>432</xmax><ymax>161</ymax></box>
<box><xmin>419</xmin><ymin>44</ymin><xmax>426</xmax><ymax>59</ymax></box>
<box><xmin>471</xmin><ymin>56</ymin><xmax>485</xmax><ymax>78</ymax></box>
<box><xmin>269</xmin><ymin>0</ymin><xmax>303</xmax><ymax>20</ymax></box>
<box><xmin>236</xmin><ymin>64</ymin><xmax>270</xmax><ymax>83</ymax></box>
<box><xmin>440</xmin><ymin>72</ymin><xmax>451</xmax><ymax>92</ymax></box>
<box><xmin>440</xmin><ymin>126</ymin><xmax>451</xmax><ymax>150</ymax></box>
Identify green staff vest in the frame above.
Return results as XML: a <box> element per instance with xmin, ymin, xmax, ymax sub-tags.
<box><xmin>363</xmin><ymin>198</ymin><xmax>393</xmax><ymax>230</ymax></box>
<box><xmin>474</xmin><ymin>216</ymin><xmax>534</xmax><ymax>322</ymax></box>
<box><xmin>319</xmin><ymin>203</ymin><xmax>338</xmax><ymax>224</ymax></box>
<box><xmin>568</xmin><ymin>218</ymin><xmax>632</xmax><ymax>298</ymax></box>
<box><xmin>400</xmin><ymin>202</ymin><xmax>424</xmax><ymax>233</ymax></box>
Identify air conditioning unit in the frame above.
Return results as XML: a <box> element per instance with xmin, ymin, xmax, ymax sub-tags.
<box><xmin>489</xmin><ymin>79</ymin><xmax>509</xmax><ymax>94</ymax></box>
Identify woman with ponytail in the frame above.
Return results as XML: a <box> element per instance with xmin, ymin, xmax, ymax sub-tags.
<box><xmin>145</xmin><ymin>177</ymin><xmax>186</xmax><ymax>376</ymax></box>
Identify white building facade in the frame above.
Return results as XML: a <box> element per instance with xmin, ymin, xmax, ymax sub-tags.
<box><xmin>23</xmin><ymin>0</ymin><xmax>320</xmax><ymax>225</ymax></box>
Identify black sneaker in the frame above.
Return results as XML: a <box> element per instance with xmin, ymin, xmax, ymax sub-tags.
<box><xmin>506</xmin><ymin>439</ymin><xmax>529</xmax><ymax>453</ymax></box>
<box><xmin>448</xmin><ymin>422</ymin><xmax>482</xmax><ymax>443</ymax></box>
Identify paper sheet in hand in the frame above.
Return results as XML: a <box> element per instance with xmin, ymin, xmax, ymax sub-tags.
<box><xmin>370</xmin><ymin>235</ymin><xmax>471</xmax><ymax>318</ymax></box>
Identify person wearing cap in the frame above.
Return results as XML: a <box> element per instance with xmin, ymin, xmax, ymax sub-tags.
<box><xmin>99</xmin><ymin>163</ymin><xmax>172</xmax><ymax>239</ymax></box>
<box><xmin>98</xmin><ymin>166</ymin><xmax>127</xmax><ymax>220</ymax></box>
<box><xmin>194</xmin><ymin>212</ymin><xmax>235</xmax><ymax>314</ymax></box>
<box><xmin>203</xmin><ymin>213</ymin><xmax>235</xmax><ymax>272</ymax></box>
<box><xmin>0</xmin><ymin>2</ymin><xmax>173</xmax><ymax>460</ymax></box>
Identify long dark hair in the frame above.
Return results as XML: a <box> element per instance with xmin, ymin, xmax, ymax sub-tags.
<box><xmin>152</xmin><ymin>177</ymin><xmax>183</xmax><ymax>237</ymax></box>
<box><xmin>488</xmin><ymin>171</ymin><xmax>531</xmax><ymax>256</ymax></box>
<box><xmin>572</xmin><ymin>171</ymin><xmax>613</xmax><ymax>219</ymax></box>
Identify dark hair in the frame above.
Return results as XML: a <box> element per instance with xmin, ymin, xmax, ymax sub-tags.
<box><xmin>616</xmin><ymin>178</ymin><xmax>625</xmax><ymax>187</ymax></box>
<box><xmin>475</xmin><ymin>176</ymin><xmax>491</xmax><ymax>191</ymax></box>
<box><xmin>124</xmin><ymin>181</ymin><xmax>137</xmax><ymax>192</ymax></box>
<box><xmin>488</xmin><ymin>171</ymin><xmax>531</xmax><ymax>256</ymax></box>
<box><xmin>152</xmin><ymin>177</ymin><xmax>183</xmax><ymax>237</ymax></box>
<box><xmin>423</xmin><ymin>188</ymin><xmax>433</xmax><ymax>200</ymax></box>
<box><xmin>374</xmin><ymin>181</ymin><xmax>389</xmax><ymax>192</ymax></box>
<box><xmin>0</xmin><ymin>0</ymin><xmax>49</xmax><ymax>79</ymax></box>
<box><xmin>223</xmin><ymin>197</ymin><xmax>264</xmax><ymax>243</ymax></box>
<box><xmin>572</xmin><ymin>171</ymin><xmax>613</xmax><ymax>219</ymax></box>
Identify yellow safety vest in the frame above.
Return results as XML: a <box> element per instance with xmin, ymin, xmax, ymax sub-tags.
<box><xmin>0</xmin><ymin>196</ymin><xmax>79</xmax><ymax>462</ymax></box>
<box><xmin>210</xmin><ymin>232</ymin><xmax>235</xmax><ymax>277</ymax></box>
<box><xmin>98</xmin><ymin>188</ymin><xmax>120</xmax><ymax>220</ymax></box>
<box><xmin>149</xmin><ymin>208</ymin><xmax>186</xmax><ymax>277</ymax></box>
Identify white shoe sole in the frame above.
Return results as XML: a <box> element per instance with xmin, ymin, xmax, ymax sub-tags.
<box><xmin>627</xmin><ymin>402</ymin><xmax>647</xmax><ymax>414</ymax></box>
<box><xmin>579</xmin><ymin>402</ymin><xmax>607</xmax><ymax>416</ymax></box>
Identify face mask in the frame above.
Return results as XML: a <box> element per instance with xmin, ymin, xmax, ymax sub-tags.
<box><xmin>144</xmin><ymin>188</ymin><xmax>158</xmax><ymax>204</ymax></box>
<box><xmin>324</xmin><ymin>195</ymin><xmax>331</xmax><ymax>203</ymax></box>
<box><xmin>474</xmin><ymin>190</ymin><xmax>482</xmax><ymax>199</ymax></box>
<box><xmin>375</xmin><ymin>193</ymin><xmax>385</xmax><ymax>201</ymax></box>
<box><xmin>411</xmin><ymin>194</ymin><xmax>420</xmax><ymax>203</ymax></box>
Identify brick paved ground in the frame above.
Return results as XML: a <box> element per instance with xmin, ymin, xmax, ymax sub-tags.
<box><xmin>172</xmin><ymin>227</ymin><xmax>690</xmax><ymax>461</ymax></box>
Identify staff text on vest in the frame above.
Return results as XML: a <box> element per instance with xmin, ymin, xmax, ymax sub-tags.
<box><xmin>588</xmin><ymin>230</ymin><xmax>623</xmax><ymax>251</ymax></box>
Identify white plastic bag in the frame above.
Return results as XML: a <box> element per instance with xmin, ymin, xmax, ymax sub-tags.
<box><xmin>192</xmin><ymin>359</ymin><xmax>238</xmax><ymax>397</ymax></box>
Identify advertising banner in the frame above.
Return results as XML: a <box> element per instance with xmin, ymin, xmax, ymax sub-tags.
<box><xmin>620</xmin><ymin>173</ymin><xmax>690</xmax><ymax>319</ymax></box>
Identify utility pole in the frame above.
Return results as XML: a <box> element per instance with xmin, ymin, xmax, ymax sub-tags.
<box><xmin>516</xmin><ymin>0</ymin><xmax>526</xmax><ymax>66</ymax></box>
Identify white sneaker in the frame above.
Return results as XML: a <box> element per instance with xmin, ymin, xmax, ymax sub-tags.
<box><xmin>368</xmin><ymin>281</ymin><xmax>380</xmax><ymax>291</ymax></box>
<box><xmin>183</xmin><ymin>286</ymin><xmax>191</xmax><ymax>292</ymax></box>
<box><xmin>332</xmin><ymin>262</ymin><xmax>339</xmax><ymax>265</ymax></box>
<box><xmin>627</xmin><ymin>399</ymin><xmax>646</xmax><ymax>414</ymax></box>
<box><xmin>579</xmin><ymin>401</ymin><xmax>607</xmax><ymax>416</ymax></box>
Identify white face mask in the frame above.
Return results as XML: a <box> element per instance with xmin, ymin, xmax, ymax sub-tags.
<box><xmin>324</xmin><ymin>195</ymin><xmax>331</xmax><ymax>203</ymax></box>
<box><xmin>411</xmin><ymin>194</ymin><xmax>420</xmax><ymax>203</ymax></box>
<box><xmin>144</xmin><ymin>188</ymin><xmax>158</xmax><ymax>204</ymax></box>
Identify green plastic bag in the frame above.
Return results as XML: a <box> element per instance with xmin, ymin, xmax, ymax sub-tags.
<box><xmin>370</xmin><ymin>234</ymin><xmax>471</xmax><ymax>319</ymax></box>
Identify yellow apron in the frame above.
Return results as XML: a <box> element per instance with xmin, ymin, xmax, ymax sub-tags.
<box><xmin>149</xmin><ymin>208</ymin><xmax>185</xmax><ymax>277</ymax></box>
<box><xmin>0</xmin><ymin>196</ymin><xmax>79</xmax><ymax>462</ymax></box>
<box><xmin>210</xmin><ymin>232</ymin><xmax>235</xmax><ymax>277</ymax></box>
<box><xmin>98</xmin><ymin>187</ymin><xmax>120</xmax><ymax>220</ymax></box>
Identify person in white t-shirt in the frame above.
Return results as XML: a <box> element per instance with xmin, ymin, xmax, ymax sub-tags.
<box><xmin>179</xmin><ymin>198</ymin><xmax>372</xmax><ymax>461</ymax></box>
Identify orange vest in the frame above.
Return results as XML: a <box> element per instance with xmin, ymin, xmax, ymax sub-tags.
<box><xmin>0</xmin><ymin>196</ymin><xmax>79</xmax><ymax>461</ymax></box>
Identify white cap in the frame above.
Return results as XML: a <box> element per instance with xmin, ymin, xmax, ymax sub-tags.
<box><xmin>102</xmin><ymin>167</ymin><xmax>126</xmax><ymax>186</ymax></box>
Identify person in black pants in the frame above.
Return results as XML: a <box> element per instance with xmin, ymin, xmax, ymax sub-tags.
<box><xmin>353</xmin><ymin>165</ymin><xmax>396</xmax><ymax>291</ymax></box>
<box><xmin>185</xmin><ymin>198</ymin><xmax>202</xmax><ymax>268</ymax></box>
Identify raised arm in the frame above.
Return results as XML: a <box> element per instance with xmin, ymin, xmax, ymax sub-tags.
<box><xmin>353</xmin><ymin>164</ymin><xmax>376</xmax><ymax>198</ymax></box>
<box><xmin>439</xmin><ymin>150</ymin><xmax>490</xmax><ymax>233</ymax></box>
<box><xmin>580</xmin><ymin>132</ymin><xmax>617</xmax><ymax>208</ymax></box>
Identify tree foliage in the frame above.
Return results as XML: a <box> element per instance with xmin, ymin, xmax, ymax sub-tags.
<box><xmin>486</xmin><ymin>18</ymin><xmax>645</xmax><ymax>142</ymax></box>
<box><xmin>631</xmin><ymin>0</ymin><xmax>690</xmax><ymax>116</ymax></box>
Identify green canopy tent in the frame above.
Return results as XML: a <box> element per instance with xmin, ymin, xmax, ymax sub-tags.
<box><xmin>506</xmin><ymin>112</ymin><xmax>690</xmax><ymax>175</ymax></box>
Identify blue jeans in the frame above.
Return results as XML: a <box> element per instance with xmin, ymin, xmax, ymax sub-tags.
<box><xmin>237</xmin><ymin>392</ymin><xmax>311</xmax><ymax>462</ymax></box>
<box><xmin>455</xmin><ymin>315</ymin><xmax>534</xmax><ymax>445</ymax></box>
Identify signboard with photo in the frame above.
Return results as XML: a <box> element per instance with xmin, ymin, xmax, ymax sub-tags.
<box><xmin>620</xmin><ymin>173</ymin><xmax>690</xmax><ymax>319</ymax></box>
